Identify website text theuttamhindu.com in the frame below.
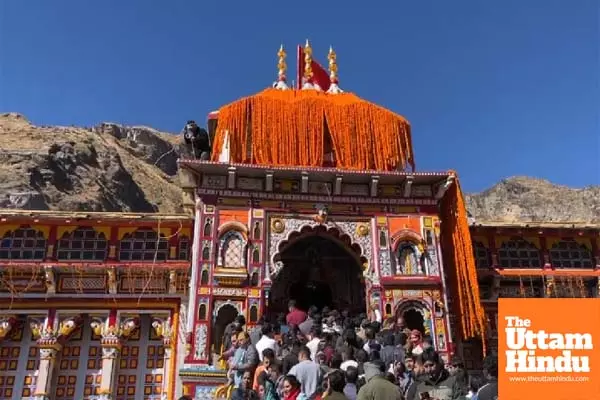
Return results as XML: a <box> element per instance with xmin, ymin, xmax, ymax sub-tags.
<box><xmin>508</xmin><ymin>375</ymin><xmax>590</xmax><ymax>383</ymax></box>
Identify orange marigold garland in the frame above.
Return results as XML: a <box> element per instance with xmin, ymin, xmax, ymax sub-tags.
<box><xmin>211</xmin><ymin>88</ymin><xmax>415</xmax><ymax>171</ymax></box>
<box><xmin>440</xmin><ymin>173</ymin><xmax>487</xmax><ymax>353</ymax></box>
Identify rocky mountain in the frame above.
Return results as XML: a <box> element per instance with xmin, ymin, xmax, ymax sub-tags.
<box><xmin>1</xmin><ymin>113</ymin><xmax>598</xmax><ymax>223</ymax></box>
<box><xmin>465</xmin><ymin>177</ymin><xmax>600</xmax><ymax>224</ymax></box>
<box><xmin>0</xmin><ymin>113</ymin><xmax>183</xmax><ymax>213</ymax></box>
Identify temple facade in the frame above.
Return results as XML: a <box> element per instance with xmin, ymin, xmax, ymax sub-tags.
<box><xmin>1</xmin><ymin>42</ymin><xmax>599</xmax><ymax>400</ymax></box>
<box><xmin>0</xmin><ymin>211</ymin><xmax>192</xmax><ymax>400</ymax></box>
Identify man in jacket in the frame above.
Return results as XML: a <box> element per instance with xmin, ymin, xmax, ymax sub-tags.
<box><xmin>357</xmin><ymin>360</ymin><xmax>403</xmax><ymax>400</ymax></box>
<box><xmin>412</xmin><ymin>348</ymin><xmax>465</xmax><ymax>400</ymax></box>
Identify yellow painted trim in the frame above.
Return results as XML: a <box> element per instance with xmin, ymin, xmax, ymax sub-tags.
<box><xmin>0</xmin><ymin>224</ymin><xmax>20</xmax><ymax>238</ymax></box>
<box><xmin>496</xmin><ymin>235</ymin><xmax>540</xmax><ymax>249</ymax></box>
<box><xmin>56</xmin><ymin>226</ymin><xmax>78</xmax><ymax>239</ymax></box>
<box><xmin>94</xmin><ymin>226</ymin><xmax>112</xmax><ymax>239</ymax></box>
<box><xmin>472</xmin><ymin>236</ymin><xmax>489</xmax><ymax>247</ymax></box>
<box><xmin>179</xmin><ymin>228</ymin><xmax>191</xmax><ymax>238</ymax></box>
<box><xmin>118</xmin><ymin>227</ymin><xmax>138</xmax><ymax>240</ymax></box>
<box><xmin>546</xmin><ymin>237</ymin><xmax>592</xmax><ymax>250</ymax></box>
<box><xmin>159</xmin><ymin>227</ymin><xmax>171</xmax><ymax>238</ymax></box>
<box><xmin>0</xmin><ymin>300</ymin><xmax>179</xmax><ymax>310</ymax></box>
<box><xmin>31</xmin><ymin>225</ymin><xmax>50</xmax><ymax>239</ymax></box>
<box><xmin>169</xmin><ymin>246</ymin><xmax>176</xmax><ymax>259</ymax></box>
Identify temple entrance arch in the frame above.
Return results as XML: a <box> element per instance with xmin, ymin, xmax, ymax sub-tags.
<box><xmin>268</xmin><ymin>224</ymin><xmax>367</xmax><ymax>316</ymax></box>
<box><xmin>396</xmin><ymin>299</ymin><xmax>431</xmax><ymax>334</ymax></box>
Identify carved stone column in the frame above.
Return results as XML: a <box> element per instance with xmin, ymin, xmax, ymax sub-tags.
<box><xmin>96</xmin><ymin>315</ymin><xmax>140</xmax><ymax>400</ymax></box>
<box><xmin>33</xmin><ymin>340</ymin><xmax>61</xmax><ymax>400</ymax></box>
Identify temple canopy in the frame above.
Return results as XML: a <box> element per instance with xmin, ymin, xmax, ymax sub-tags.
<box><xmin>209</xmin><ymin>42</ymin><xmax>415</xmax><ymax>172</ymax></box>
<box><xmin>210</xmin><ymin>89</ymin><xmax>415</xmax><ymax>171</ymax></box>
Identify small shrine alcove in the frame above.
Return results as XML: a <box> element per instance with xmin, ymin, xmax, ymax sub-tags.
<box><xmin>269</xmin><ymin>226</ymin><xmax>366</xmax><ymax>316</ymax></box>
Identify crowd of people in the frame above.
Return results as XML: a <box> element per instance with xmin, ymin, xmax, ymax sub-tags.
<box><xmin>205</xmin><ymin>300</ymin><xmax>498</xmax><ymax>400</ymax></box>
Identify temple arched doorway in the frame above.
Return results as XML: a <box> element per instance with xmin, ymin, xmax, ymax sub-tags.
<box><xmin>403</xmin><ymin>309</ymin><xmax>425</xmax><ymax>333</ymax></box>
<box><xmin>269</xmin><ymin>228</ymin><xmax>366</xmax><ymax>316</ymax></box>
<box><xmin>212</xmin><ymin>302</ymin><xmax>239</xmax><ymax>355</ymax></box>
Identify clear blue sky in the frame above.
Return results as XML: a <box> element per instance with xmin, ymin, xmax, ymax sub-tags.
<box><xmin>1</xmin><ymin>0</ymin><xmax>598</xmax><ymax>191</ymax></box>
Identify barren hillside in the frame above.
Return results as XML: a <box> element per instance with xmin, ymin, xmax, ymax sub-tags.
<box><xmin>1</xmin><ymin>113</ymin><xmax>597</xmax><ymax>223</ymax></box>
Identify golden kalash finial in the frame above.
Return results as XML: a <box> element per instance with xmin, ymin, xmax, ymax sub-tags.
<box><xmin>327</xmin><ymin>45</ymin><xmax>343</xmax><ymax>94</ymax></box>
<box><xmin>273</xmin><ymin>44</ymin><xmax>289</xmax><ymax>90</ymax></box>
<box><xmin>302</xmin><ymin>39</ymin><xmax>315</xmax><ymax>89</ymax></box>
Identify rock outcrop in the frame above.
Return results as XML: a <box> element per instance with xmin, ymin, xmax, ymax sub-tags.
<box><xmin>0</xmin><ymin>112</ymin><xmax>182</xmax><ymax>213</ymax></box>
<box><xmin>1</xmin><ymin>113</ymin><xmax>598</xmax><ymax>223</ymax></box>
<box><xmin>465</xmin><ymin>177</ymin><xmax>599</xmax><ymax>224</ymax></box>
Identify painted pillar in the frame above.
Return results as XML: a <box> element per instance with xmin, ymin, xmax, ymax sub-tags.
<box><xmin>187</xmin><ymin>198</ymin><xmax>203</xmax><ymax>342</ymax></box>
<box><xmin>33</xmin><ymin>311</ymin><xmax>59</xmax><ymax>400</ymax></box>
<box><xmin>97</xmin><ymin>310</ymin><xmax>122</xmax><ymax>400</ymax></box>
<box><xmin>152</xmin><ymin>311</ymin><xmax>179</xmax><ymax>400</ymax></box>
<box><xmin>33</xmin><ymin>345</ymin><xmax>60</xmax><ymax>400</ymax></box>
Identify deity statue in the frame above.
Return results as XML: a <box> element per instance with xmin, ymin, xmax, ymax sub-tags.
<box><xmin>181</xmin><ymin>120</ymin><xmax>211</xmax><ymax>160</ymax></box>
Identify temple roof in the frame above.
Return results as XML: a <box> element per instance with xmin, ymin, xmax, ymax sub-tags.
<box><xmin>209</xmin><ymin>43</ymin><xmax>415</xmax><ymax>173</ymax></box>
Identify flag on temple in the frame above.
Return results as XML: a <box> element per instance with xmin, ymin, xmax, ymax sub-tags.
<box><xmin>297</xmin><ymin>45</ymin><xmax>331</xmax><ymax>91</ymax></box>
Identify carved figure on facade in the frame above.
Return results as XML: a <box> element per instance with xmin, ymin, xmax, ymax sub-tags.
<box><xmin>0</xmin><ymin>315</ymin><xmax>17</xmax><ymax>340</ymax></box>
<box><xmin>152</xmin><ymin>316</ymin><xmax>173</xmax><ymax>346</ymax></box>
<box><xmin>120</xmin><ymin>317</ymin><xmax>140</xmax><ymax>338</ymax></box>
<box><xmin>168</xmin><ymin>270</ymin><xmax>177</xmax><ymax>294</ymax></box>
<box><xmin>107</xmin><ymin>268</ymin><xmax>117</xmax><ymax>294</ymax></box>
<box><xmin>57</xmin><ymin>315</ymin><xmax>83</xmax><ymax>340</ymax></box>
<box><xmin>44</xmin><ymin>266</ymin><xmax>56</xmax><ymax>294</ymax></box>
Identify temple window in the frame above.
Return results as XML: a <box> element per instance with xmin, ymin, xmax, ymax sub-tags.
<box><xmin>473</xmin><ymin>241</ymin><xmax>492</xmax><ymax>269</ymax></box>
<box><xmin>498</xmin><ymin>239</ymin><xmax>541</xmax><ymax>268</ymax></box>
<box><xmin>396</xmin><ymin>242</ymin><xmax>422</xmax><ymax>275</ymax></box>
<box><xmin>218</xmin><ymin>230</ymin><xmax>247</xmax><ymax>268</ymax></box>
<box><xmin>178</xmin><ymin>236</ymin><xmax>190</xmax><ymax>260</ymax></box>
<box><xmin>57</xmin><ymin>227</ymin><xmax>107</xmax><ymax>261</ymax></box>
<box><xmin>0</xmin><ymin>227</ymin><xmax>46</xmax><ymax>260</ymax></box>
<box><xmin>119</xmin><ymin>229</ymin><xmax>168</xmax><ymax>261</ymax></box>
<box><xmin>550</xmin><ymin>239</ymin><xmax>594</xmax><ymax>269</ymax></box>
<box><xmin>203</xmin><ymin>218</ymin><xmax>212</xmax><ymax>237</ymax></box>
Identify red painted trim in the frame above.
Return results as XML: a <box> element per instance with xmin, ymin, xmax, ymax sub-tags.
<box><xmin>381</xmin><ymin>275</ymin><xmax>442</xmax><ymax>286</ymax></box>
<box><xmin>0</xmin><ymin>261</ymin><xmax>190</xmax><ymax>269</ymax></box>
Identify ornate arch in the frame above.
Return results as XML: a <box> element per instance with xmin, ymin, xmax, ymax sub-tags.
<box><xmin>217</xmin><ymin>221</ymin><xmax>249</xmax><ymax>238</ymax></box>
<box><xmin>213</xmin><ymin>300</ymin><xmax>242</xmax><ymax>317</ymax></box>
<box><xmin>267</xmin><ymin>217</ymin><xmax>373</xmax><ymax>280</ymax></box>
<box><xmin>391</xmin><ymin>229</ymin><xmax>423</xmax><ymax>252</ymax></box>
<box><xmin>395</xmin><ymin>298</ymin><xmax>431</xmax><ymax>317</ymax></box>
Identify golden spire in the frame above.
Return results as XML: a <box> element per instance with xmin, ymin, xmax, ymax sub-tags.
<box><xmin>274</xmin><ymin>44</ymin><xmax>289</xmax><ymax>90</ymax></box>
<box><xmin>327</xmin><ymin>45</ymin><xmax>343</xmax><ymax>94</ymax></box>
<box><xmin>303</xmin><ymin>39</ymin><xmax>313</xmax><ymax>81</ymax></box>
<box><xmin>277</xmin><ymin>44</ymin><xmax>287</xmax><ymax>81</ymax></box>
<box><xmin>328</xmin><ymin>46</ymin><xmax>338</xmax><ymax>83</ymax></box>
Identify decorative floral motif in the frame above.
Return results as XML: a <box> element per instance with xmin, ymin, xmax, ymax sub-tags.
<box><xmin>355</xmin><ymin>223</ymin><xmax>370</xmax><ymax>237</ymax></box>
<box><xmin>379</xmin><ymin>250</ymin><xmax>392</xmax><ymax>276</ymax></box>
<box><xmin>194</xmin><ymin>324</ymin><xmax>208</xmax><ymax>360</ymax></box>
<box><xmin>271</xmin><ymin>219</ymin><xmax>285</xmax><ymax>234</ymax></box>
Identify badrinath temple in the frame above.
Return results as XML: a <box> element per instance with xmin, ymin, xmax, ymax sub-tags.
<box><xmin>0</xmin><ymin>43</ymin><xmax>598</xmax><ymax>400</ymax></box>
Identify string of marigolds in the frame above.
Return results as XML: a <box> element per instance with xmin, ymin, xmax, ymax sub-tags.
<box><xmin>212</xmin><ymin>89</ymin><xmax>414</xmax><ymax>171</ymax></box>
